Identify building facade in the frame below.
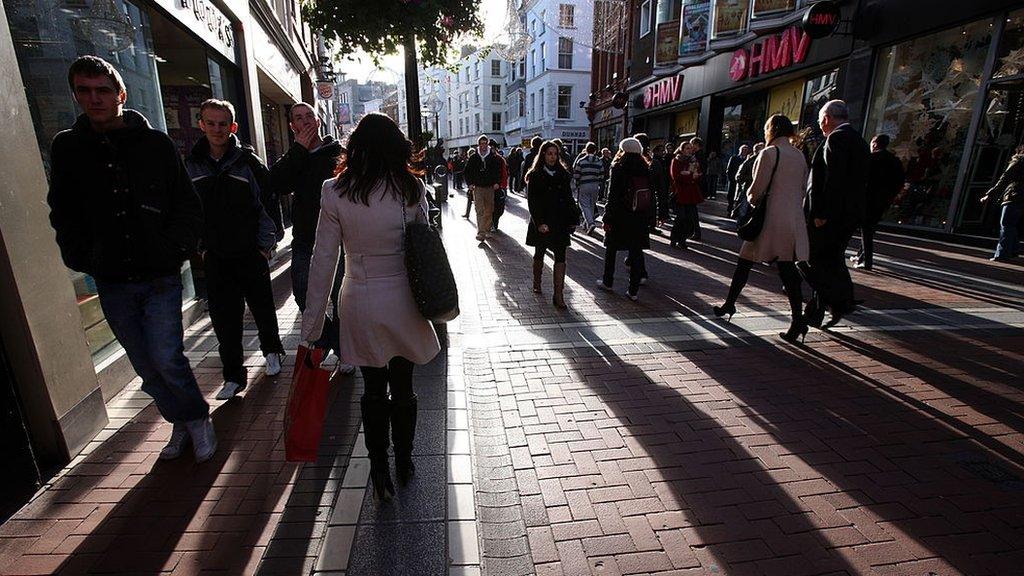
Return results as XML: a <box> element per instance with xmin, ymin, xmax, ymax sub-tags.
<box><xmin>445</xmin><ymin>45</ymin><xmax>508</xmax><ymax>151</ymax></box>
<box><xmin>0</xmin><ymin>0</ymin><xmax>324</xmax><ymax>502</ymax></box>
<box><xmin>618</xmin><ymin>0</ymin><xmax>1024</xmax><ymax>242</ymax></box>
<box><xmin>588</xmin><ymin>0</ymin><xmax>632</xmax><ymax>151</ymax></box>
<box><xmin>519</xmin><ymin>0</ymin><xmax>594</xmax><ymax>156</ymax></box>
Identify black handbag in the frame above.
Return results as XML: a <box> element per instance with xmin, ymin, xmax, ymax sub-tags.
<box><xmin>402</xmin><ymin>198</ymin><xmax>460</xmax><ymax>323</ymax></box>
<box><xmin>737</xmin><ymin>148</ymin><xmax>779</xmax><ymax>242</ymax></box>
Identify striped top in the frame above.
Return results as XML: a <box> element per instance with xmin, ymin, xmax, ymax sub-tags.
<box><xmin>573</xmin><ymin>154</ymin><xmax>605</xmax><ymax>187</ymax></box>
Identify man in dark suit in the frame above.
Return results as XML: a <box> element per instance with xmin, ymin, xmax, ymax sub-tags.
<box><xmin>853</xmin><ymin>134</ymin><xmax>905</xmax><ymax>270</ymax></box>
<box><xmin>802</xmin><ymin>100</ymin><xmax>870</xmax><ymax>328</ymax></box>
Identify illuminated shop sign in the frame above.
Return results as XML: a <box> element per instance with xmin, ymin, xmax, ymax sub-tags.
<box><xmin>729</xmin><ymin>27</ymin><xmax>811</xmax><ymax>82</ymax></box>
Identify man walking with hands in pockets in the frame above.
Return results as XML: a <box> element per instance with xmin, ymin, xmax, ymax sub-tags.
<box><xmin>464</xmin><ymin>134</ymin><xmax>504</xmax><ymax>243</ymax></box>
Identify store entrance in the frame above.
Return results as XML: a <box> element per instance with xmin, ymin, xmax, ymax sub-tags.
<box><xmin>956</xmin><ymin>79</ymin><xmax>1024</xmax><ymax>237</ymax></box>
<box><xmin>715</xmin><ymin>93</ymin><xmax>767</xmax><ymax>159</ymax></box>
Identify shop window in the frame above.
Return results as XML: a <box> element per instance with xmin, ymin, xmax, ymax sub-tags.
<box><xmin>640</xmin><ymin>0</ymin><xmax>652</xmax><ymax>37</ymax></box>
<box><xmin>712</xmin><ymin>0</ymin><xmax>750</xmax><ymax>38</ymax></box>
<box><xmin>557</xmin><ymin>86</ymin><xmax>572</xmax><ymax>119</ymax></box>
<box><xmin>558</xmin><ymin>37</ymin><xmax>574</xmax><ymax>69</ymax></box>
<box><xmin>865</xmin><ymin>20</ymin><xmax>993</xmax><ymax>229</ymax></box>
<box><xmin>751</xmin><ymin>0</ymin><xmax>795</xmax><ymax>18</ymax></box>
<box><xmin>994</xmin><ymin>9</ymin><xmax>1024</xmax><ymax>79</ymax></box>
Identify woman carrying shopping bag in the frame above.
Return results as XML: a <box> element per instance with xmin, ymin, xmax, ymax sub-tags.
<box><xmin>301</xmin><ymin>113</ymin><xmax>441</xmax><ymax>502</ymax></box>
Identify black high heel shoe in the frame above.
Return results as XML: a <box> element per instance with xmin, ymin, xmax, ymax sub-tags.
<box><xmin>779</xmin><ymin>321</ymin><xmax>809</xmax><ymax>344</ymax></box>
<box><xmin>369</xmin><ymin>459</ymin><xmax>396</xmax><ymax>501</ymax></box>
<box><xmin>712</xmin><ymin>302</ymin><xmax>736</xmax><ymax>322</ymax></box>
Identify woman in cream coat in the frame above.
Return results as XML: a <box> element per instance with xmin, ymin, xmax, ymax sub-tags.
<box><xmin>301</xmin><ymin>113</ymin><xmax>440</xmax><ymax>502</ymax></box>
<box><xmin>712</xmin><ymin>114</ymin><xmax>810</xmax><ymax>343</ymax></box>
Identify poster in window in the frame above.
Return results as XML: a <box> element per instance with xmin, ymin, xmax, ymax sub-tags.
<box><xmin>713</xmin><ymin>0</ymin><xmax>749</xmax><ymax>37</ymax></box>
<box><xmin>752</xmin><ymin>0</ymin><xmax>795</xmax><ymax>17</ymax></box>
<box><xmin>656</xmin><ymin>20</ymin><xmax>681</xmax><ymax>65</ymax></box>
<box><xmin>674</xmin><ymin>108</ymin><xmax>700</xmax><ymax>136</ymax></box>
<box><xmin>767</xmin><ymin>79</ymin><xmax>805</xmax><ymax>123</ymax></box>
<box><xmin>679</xmin><ymin>0</ymin><xmax>710</xmax><ymax>56</ymax></box>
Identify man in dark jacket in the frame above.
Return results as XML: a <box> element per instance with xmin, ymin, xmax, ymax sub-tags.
<box><xmin>854</xmin><ymin>134</ymin><xmax>905</xmax><ymax>270</ymax></box>
<box><xmin>726</xmin><ymin>145</ymin><xmax>751</xmax><ymax>214</ymax></box>
<box><xmin>522</xmin><ymin>136</ymin><xmax>543</xmax><ymax>187</ymax></box>
<box><xmin>464</xmin><ymin>135</ymin><xmax>504</xmax><ymax>242</ymax></box>
<box><xmin>650</xmin><ymin>144</ymin><xmax>672</xmax><ymax>227</ymax></box>
<box><xmin>186</xmin><ymin>99</ymin><xmax>284</xmax><ymax>400</ymax></box>
<box><xmin>802</xmin><ymin>100</ymin><xmax>870</xmax><ymax>328</ymax></box>
<box><xmin>269</xmin><ymin>102</ymin><xmax>354</xmax><ymax>374</ymax></box>
<box><xmin>47</xmin><ymin>56</ymin><xmax>214</xmax><ymax>461</ymax></box>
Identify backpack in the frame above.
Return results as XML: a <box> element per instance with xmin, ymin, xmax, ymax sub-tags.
<box><xmin>628</xmin><ymin>175</ymin><xmax>653</xmax><ymax>213</ymax></box>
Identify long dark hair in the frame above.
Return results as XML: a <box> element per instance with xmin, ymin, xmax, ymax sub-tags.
<box><xmin>333</xmin><ymin>113</ymin><xmax>424</xmax><ymax>206</ymax></box>
<box><xmin>525</xmin><ymin>140</ymin><xmax>568</xmax><ymax>183</ymax></box>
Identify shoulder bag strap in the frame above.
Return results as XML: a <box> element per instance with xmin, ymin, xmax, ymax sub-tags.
<box><xmin>763</xmin><ymin>147</ymin><xmax>780</xmax><ymax>201</ymax></box>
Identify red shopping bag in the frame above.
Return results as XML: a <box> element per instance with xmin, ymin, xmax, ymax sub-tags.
<box><xmin>285</xmin><ymin>345</ymin><xmax>331</xmax><ymax>462</ymax></box>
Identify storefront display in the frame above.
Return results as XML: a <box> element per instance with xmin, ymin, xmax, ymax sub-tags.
<box><xmin>753</xmin><ymin>0</ymin><xmax>795</xmax><ymax>17</ymax></box>
<box><xmin>864</xmin><ymin>19</ymin><xmax>993</xmax><ymax>229</ymax></box>
<box><xmin>674</xmin><ymin>108</ymin><xmax>699</xmax><ymax>138</ymax></box>
<box><xmin>5</xmin><ymin>0</ymin><xmax>239</xmax><ymax>363</ymax></box>
<box><xmin>713</xmin><ymin>0</ymin><xmax>749</xmax><ymax>38</ymax></box>
<box><xmin>680</xmin><ymin>0</ymin><xmax>710</xmax><ymax>57</ymax></box>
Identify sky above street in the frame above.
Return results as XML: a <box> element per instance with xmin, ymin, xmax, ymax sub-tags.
<box><xmin>335</xmin><ymin>0</ymin><xmax>508</xmax><ymax>83</ymax></box>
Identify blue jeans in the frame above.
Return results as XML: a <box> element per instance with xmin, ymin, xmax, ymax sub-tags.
<box><xmin>291</xmin><ymin>242</ymin><xmax>344</xmax><ymax>352</ymax></box>
<box><xmin>995</xmin><ymin>202</ymin><xmax>1021</xmax><ymax>259</ymax></box>
<box><xmin>577</xmin><ymin>184</ymin><xmax>599</xmax><ymax>228</ymax></box>
<box><xmin>96</xmin><ymin>275</ymin><xmax>209</xmax><ymax>423</ymax></box>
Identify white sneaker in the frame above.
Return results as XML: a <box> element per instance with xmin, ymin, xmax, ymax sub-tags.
<box><xmin>158</xmin><ymin>423</ymin><xmax>190</xmax><ymax>460</ymax></box>
<box><xmin>186</xmin><ymin>417</ymin><xmax>217</xmax><ymax>463</ymax></box>
<box><xmin>215</xmin><ymin>381</ymin><xmax>243</xmax><ymax>401</ymax></box>
<box><xmin>596</xmin><ymin>279</ymin><xmax>612</xmax><ymax>291</ymax></box>
<box><xmin>265</xmin><ymin>352</ymin><xmax>283</xmax><ymax>377</ymax></box>
<box><xmin>626</xmin><ymin>290</ymin><xmax>639</xmax><ymax>302</ymax></box>
<box><xmin>639</xmin><ymin>277</ymin><xmax>648</xmax><ymax>286</ymax></box>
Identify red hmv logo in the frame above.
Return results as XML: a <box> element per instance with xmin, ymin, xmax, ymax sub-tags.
<box><xmin>729</xmin><ymin>27</ymin><xmax>812</xmax><ymax>82</ymax></box>
<box><xmin>643</xmin><ymin>75</ymin><xmax>684</xmax><ymax>109</ymax></box>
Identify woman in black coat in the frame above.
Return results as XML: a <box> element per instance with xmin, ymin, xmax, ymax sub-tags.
<box><xmin>526</xmin><ymin>141</ymin><xmax>576</xmax><ymax>308</ymax></box>
<box><xmin>598</xmin><ymin>137</ymin><xmax>652</xmax><ymax>301</ymax></box>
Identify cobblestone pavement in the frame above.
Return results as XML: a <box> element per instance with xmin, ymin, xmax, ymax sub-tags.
<box><xmin>1</xmin><ymin>186</ymin><xmax>1022</xmax><ymax>576</ymax></box>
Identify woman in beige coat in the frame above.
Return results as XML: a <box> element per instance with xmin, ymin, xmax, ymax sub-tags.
<box><xmin>301</xmin><ymin>113</ymin><xmax>440</xmax><ymax>502</ymax></box>
<box><xmin>713</xmin><ymin>114</ymin><xmax>810</xmax><ymax>343</ymax></box>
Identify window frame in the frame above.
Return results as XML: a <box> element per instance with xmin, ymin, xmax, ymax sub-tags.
<box><xmin>639</xmin><ymin>0</ymin><xmax>652</xmax><ymax>38</ymax></box>
<box><xmin>557</xmin><ymin>85</ymin><xmax>572</xmax><ymax>120</ymax></box>
<box><xmin>559</xmin><ymin>4</ymin><xmax>575</xmax><ymax>28</ymax></box>
<box><xmin>491</xmin><ymin>84</ymin><xmax>502</xmax><ymax>103</ymax></box>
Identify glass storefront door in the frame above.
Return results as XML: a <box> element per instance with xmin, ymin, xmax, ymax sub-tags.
<box><xmin>956</xmin><ymin>80</ymin><xmax>1024</xmax><ymax>236</ymax></box>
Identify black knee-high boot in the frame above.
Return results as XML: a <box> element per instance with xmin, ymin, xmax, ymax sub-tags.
<box><xmin>714</xmin><ymin>259</ymin><xmax>754</xmax><ymax>321</ymax></box>
<box><xmin>778</xmin><ymin>262</ymin><xmax>808</xmax><ymax>343</ymax></box>
<box><xmin>390</xmin><ymin>394</ymin><xmax>418</xmax><ymax>485</ymax></box>
<box><xmin>361</xmin><ymin>394</ymin><xmax>395</xmax><ymax>501</ymax></box>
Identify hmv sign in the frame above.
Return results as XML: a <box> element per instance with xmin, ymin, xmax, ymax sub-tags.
<box><xmin>642</xmin><ymin>75</ymin><xmax>684</xmax><ymax>109</ymax></box>
<box><xmin>729</xmin><ymin>27</ymin><xmax>812</xmax><ymax>82</ymax></box>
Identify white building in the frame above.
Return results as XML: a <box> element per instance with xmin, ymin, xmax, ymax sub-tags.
<box><xmin>395</xmin><ymin>67</ymin><xmax>451</xmax><ymax>147</ymax></box>
<box><xmin>515</xmin><ymin>0</ymin><xmax>593</xmax><ymax>155</ymax></box>
<box><xmin>445</xmin><ymin>45</ymin><xmax>509</xmax><ymax>152</ymax></box>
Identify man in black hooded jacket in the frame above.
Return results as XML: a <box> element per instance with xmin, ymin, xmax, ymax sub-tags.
<box><xmin>47</xmin><ymin>56</ymin><xmax>214</xmax><ymax>462</ymax></box>
<box><xmin>185</xmin><ymin>99</ymin><xmax>285</xmax><ymax>400</ymax></box>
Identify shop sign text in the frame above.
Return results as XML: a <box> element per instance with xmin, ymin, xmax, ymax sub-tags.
<box><xmin>729</xmin><ymin>27</ymin><xmax>811</xmax><ymax>82</ymax></box>
<box><xmin>178</xmin><ymin>0</ymin><xmax>234</xmax><ymax>55</ymax></box>
<box><xmin>643</xmin><ymin>75</ymin><xmax>684</xmax><ymax>109</ymax></box>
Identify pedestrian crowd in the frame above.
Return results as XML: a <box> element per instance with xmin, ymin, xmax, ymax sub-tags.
<box><xmin>43</xmin><ymin>55</ymin><xmax>1021</xmax><ymax>507</ymax></box>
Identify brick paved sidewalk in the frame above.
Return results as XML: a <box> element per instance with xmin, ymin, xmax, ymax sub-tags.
<box><xmin>2</xmin><ymin>187</ymin><xmax>1022</xmax><ymax>576</ymax></box>
<box><xmin>442</xmin><ymin>189</ymin><xmax>1024</xmax><ymax>576</ymax></box>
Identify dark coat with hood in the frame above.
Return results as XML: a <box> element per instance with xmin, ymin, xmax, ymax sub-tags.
<box><xmin>185</xmin><ymin>135</ymin><xmax>278</xmax><ymax>258</ymax></box>
<box><xmin>47</xmin><ymin>109</ymin><xmax>202</xmax><ymax>282</ymax></box>
<box><xmin>270</xmin><ymin>136</ymin><xmax>343</xmax><ymax>248</ymax></box>
<box><xmin>525</xmin><ymin>164</ymin><xmax>575</xmax><ymax>249</ymax></box>
<box><xmin>603</xmin><ymin>155</ymin><xmax>653</xmax><ymax>251</ymax></box>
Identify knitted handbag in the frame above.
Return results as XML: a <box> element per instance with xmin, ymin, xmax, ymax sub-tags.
<box><xmin>402</xmin><ymin>199</ymin><xmax>460</xmax><ymax>323</ymax></box>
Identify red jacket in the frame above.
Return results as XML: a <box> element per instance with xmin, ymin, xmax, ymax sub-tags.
<box><xmin>500</xmin><ymin>156</ymin><xmax>509</xmax><ymax>189</ymax></box>
<box><xmin>670</xmin><ymin>154</ymin><xmax>704</xmax><ymax>205</ymax></box>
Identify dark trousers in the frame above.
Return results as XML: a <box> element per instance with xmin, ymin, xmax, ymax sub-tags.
<box><xmin>463</xmin><ymin>188</ymin><xmax>474</xmax><ymax>218</ymax></box>
<box><xmin>361</xmin><ymin>357</ymin><xmax>415</xmax><ymax>401</ymax></box>
<box><xmin>96</xmin><ymin>275</ymin><xmax>209</xmax><ymax>423</ymax></box>
<box><xmin>856</xmin><ymin>221</ymin><xmax>877</xmax><ymax>268</ymax></box>
<box><xmin>205</xmin><ymin>251</ymin><xmax>283</xmax><ymax>385</ymax></box>
<box><xmin>727</xmin><ymin>182</ymin><xmax>738</xmax><ymax>213</ymax></box>
<box><xmin>292</xmin><ymin>242</ymin><xmax>344</xmax><ymax>353</ymax></box>
<box><xmin>671</xmin><ymin>203</ymin><xmax>700</xmax><ymax>245</ymax></box>
<box><xmin>493</xmin><ymin>189</ymin><xmax>507</xmax><ymax>229</ymax></box>
<box><xmin>603</xmin><ymin>246</ymin><xmax>645</xmax><ymax>294</ymax></box>
<box><xmin>801</xmin><ymin>223</ymin><xmax>856</xmax><ymax>313</ymax></box>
